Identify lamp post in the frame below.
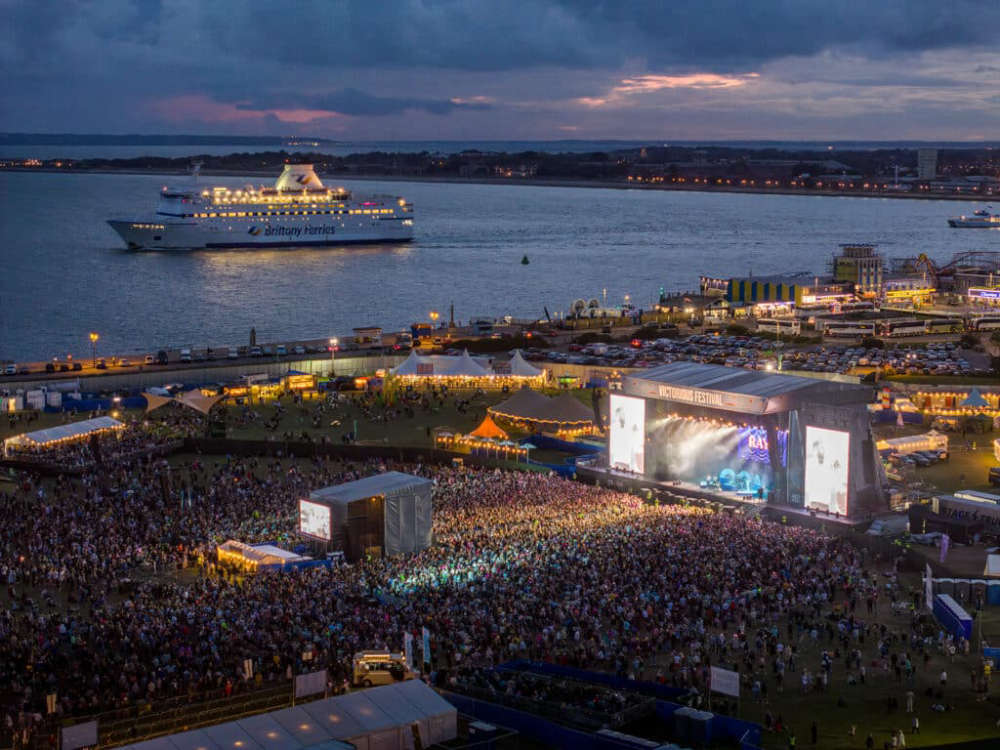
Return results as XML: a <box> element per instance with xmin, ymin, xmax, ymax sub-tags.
<box><xmin>329</xmin><ymin>337</ymin><xmax>338</xmax><ymax>376</ymax></box>
<box><xmin>429</xmin><ymin>311</ymin><xmax>439</xmax><ymax>326</ymax></box>
<box><xmin>89</xmin><ymin>332</ymin><xmax>99</xmax><ymax>368</ymax></box>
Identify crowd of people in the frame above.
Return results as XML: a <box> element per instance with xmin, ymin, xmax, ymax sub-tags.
<box><xmin>0</xmin><ymin>452</ymin><xmax>991</xmax><ymax>748</ymax></box>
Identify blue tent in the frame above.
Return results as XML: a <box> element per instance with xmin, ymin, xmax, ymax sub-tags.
<box><xmin>960</xmin><ymin>388</ymin><xmax>989</xmax><ymax>408</ymax></box>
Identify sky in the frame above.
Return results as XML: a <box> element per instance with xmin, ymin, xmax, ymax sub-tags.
<box><xmin>2</xmin><ymin>0</ymin><xmax>999</xmax><ymax>141</ymax></box>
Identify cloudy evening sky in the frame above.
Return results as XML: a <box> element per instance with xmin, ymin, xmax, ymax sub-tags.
<box><xmin>2</xmin><ymin>0</ymin><xmax>999</xmax><ymax>140</ymax></box>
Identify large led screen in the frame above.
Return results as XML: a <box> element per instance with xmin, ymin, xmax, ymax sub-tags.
<box><xmin>804</xmin><ymin>426</ymin><xmax>850</xmax><ymax>514</ymax></box>
<box><xmin>609</xmin><ymin>394</ymin><xmax>645</xmax><ymax>474</ymax></box>
<box><xmin>299</xmin><ymin>499</ymin><xmax>332</xmax><ymax>540</ymax></box>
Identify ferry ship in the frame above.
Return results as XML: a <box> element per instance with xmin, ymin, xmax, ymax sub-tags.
<box><xmin>108</xmin><ymin>164</ymin><xmax>414</xmax><ymax>250</ymax></box>
<box><xmin>947</xmin><ymin>208</ymin><xmax>1000</xmax><ymax>228</ymax></box>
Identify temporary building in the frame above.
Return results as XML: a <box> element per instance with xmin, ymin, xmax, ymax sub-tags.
<box><xmin>116</xmin><ymin>681</ymin><xmax>456</xmax><ymax>750</ymax></box>
<box><xmin>309</xmin><ymin>472</ymin><xmax>434</xmax><ymax>561</ymax></box>
<box><xmin>876</xmin><ymin>430</ymin><xmax>948</xmax><ymax>455</ymax></box>
<box><xmin>488</xmin><ymin>386</ymin><xmax>553</xmax><ymax>421</ymax></box>
<box><xmin>503</xmin><ymin>349</ymin><xmax>544</xmax><ymax>378</ymax></box>
<box><xmin>144</xmin><ymin>391</ymin><xmax>225</xmax><ymax>415</ymax></box>
<box><xmin>468</xmin><ymin>415</ymin><xmax>509</xmax><ymax>440</ymax></box>
<box><xmin>489</xmin><ymin>388</ymin><xmax>595</xmax><ymax>429</ymax></box>
<box><xmin>547</xmin><ymin>392</ymin><xmax>597</xmax><ymax>425</ymax></box>
<box><xmin>216</xmin><ymin>541</ymin><xmax>313</xmax><ymax>571</ymax></box>
<box><xmin>960</xmin><ymin>388</ymin><xmax>990</xmax><ymax>409</ymax></box>
<box><xmin>3</xmin><ymin>416</ymin><xmax>123</xmax><ymax>453</ymax></box>
<box><xmin>440</xmin><ymin>349</ymin><xmax>491</xmax><ymax>377</ymax></box>
<box><xmin>391</xmin><ymin>349</ymin><xmax>491</xmax><ymax>377</ymax></box>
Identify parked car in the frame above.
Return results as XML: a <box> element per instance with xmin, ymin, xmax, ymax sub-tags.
<box><xmin>293</xmin><ymin>345</ymin><xmax>306</xmax><ymax>355</ymax></box>
<box><xmin>96</xmin><ymin>359</ymin><xmax>107</xmax><ymax>370</ymax></box>
<box><xmin>250</xmin><ymin>346</ymin><xmax>263</xmax><ymax>357</ymax></box>
<box><xmin>179</xmin><ymin>348</ymin><xmax>192</xmax><ymax>363</ymax></box>
<box><xmin>3</xmin><ymin>364</ymin><xmax>15</xmax><ymax>375</ymax></box>
<box><xmin>276</xmin><ymin>344</ymin><xmax>288</xmax><ymax>356</ymax></box>
<box><xmin>144</xmin><ymin>354</ymin><xmax>155</xmax><ymax>365</ymax></box>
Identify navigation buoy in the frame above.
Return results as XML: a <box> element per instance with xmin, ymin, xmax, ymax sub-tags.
<box><xmin>521</xmin><ymin>254</ymin><xmax>530</xmax><ymax>265</ymax></box>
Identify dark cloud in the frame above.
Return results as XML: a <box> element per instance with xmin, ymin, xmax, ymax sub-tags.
<box><xmin>0</xmin><ymin>0</ymin><xmax>997</xmax><ymax>138</ymax></box>
<box><xmin>188</xmin><ymin>1</ymin><xmax>1000</xmax><ymax>72</ymax></box>
<box><xmin>234</xmin><ymin>89</ymin><xmax>490</xmax><ymax>116</ymax></box>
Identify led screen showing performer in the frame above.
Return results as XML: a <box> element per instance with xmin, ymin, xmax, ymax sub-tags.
<box><xmin>804</xmin><ymin>426</ymin><xmax>850</xmax><ymax>514</ymax></box>
<box><xmin>609</xmin><ymin>394</ymin><xmax>645</xmax><ymax>473</ymax></box>
<box><xmin>299</xmin><ymin>499</ymin><xmax>332</xmax><ymax>540</ymax></box>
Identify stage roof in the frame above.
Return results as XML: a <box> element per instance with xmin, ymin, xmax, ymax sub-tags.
<box><xmin>309</xmin><ymin>471</ymin><xmax>433</xmax><ymax>506</ymax></box>
<box><xmin>623</xmin><ymin>362</ymin><xmax>872</xmax><ymax>415</ymax></box>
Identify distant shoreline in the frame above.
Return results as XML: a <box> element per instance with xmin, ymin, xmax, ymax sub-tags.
<box><xmin>4</xmin><ymin>166</ymin><xmax>994</xmax><ymax>202</ymax></box>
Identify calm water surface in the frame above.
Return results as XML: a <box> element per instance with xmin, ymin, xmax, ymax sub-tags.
<box><xmin>0</xmin><ymin>171</ymin><xmax>994</xmax><ymax>361</ymax></box>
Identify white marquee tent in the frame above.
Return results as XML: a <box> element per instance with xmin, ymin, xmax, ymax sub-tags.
<box><xmin>116</xmin><ymin>681</ymin><xmax>457</xmax><ymax>750</ymax></box>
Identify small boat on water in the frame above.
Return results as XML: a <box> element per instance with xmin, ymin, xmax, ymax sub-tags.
<box><xmin>947</xmin><ymin>208</ymin><xmax>1000</xmax><ymax>228</ymax></box>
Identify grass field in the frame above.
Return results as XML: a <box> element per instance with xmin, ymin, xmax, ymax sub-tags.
<box><xmin>719</xmin><ymin>566</ymin><xmax>1000</xmax><ymax>749</ymax></box>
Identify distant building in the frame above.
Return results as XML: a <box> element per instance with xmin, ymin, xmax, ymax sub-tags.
<box><xmin>725</xmin><ymin>274</ymin><xmax>853</xmax><ymax>308</ymax></box>
<box><xmin>917</xmin><ymin>149</ymin><xmax>938</xmax><ymax>180</ymax></box>
<box><xmin>832</xmin><ymin>244</ymin><xmax>883</xmax><ymax>296</ymax></box>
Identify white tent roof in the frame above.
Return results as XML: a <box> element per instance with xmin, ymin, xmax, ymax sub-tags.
<box><xmin>118</xmin><ymin>682</ymin><xmax>455</xmax><ymax>750</ymax></box>
<box><xmin>391</xmin><ymin>349</ymin><xmax>493</xmax><ymax>377</ymax></box>
<box><xmin>4</xmin><ymin>416</ymin><xmax>122</xmax><ymax>447</ymax></box>
<box><xmin>439</xmin><ymin>349</ymin><xmax>491</xmax><ymax>377</ymax></box>
<box><xmin>506</xmin><ymin>349</ymin><xmax>544</xmax><ymax>377</ymax></box>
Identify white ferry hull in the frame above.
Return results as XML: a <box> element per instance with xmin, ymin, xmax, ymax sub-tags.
<box><xmin>108</xmin><ymin>218</ymin><xmax>414</xmax><ymax>250</ymax></box>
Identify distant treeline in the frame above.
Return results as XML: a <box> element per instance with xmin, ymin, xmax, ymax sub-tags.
<box><xmin>7</xmin><ymin>145</ymin><xmax>999</xmax><ymax>182</ymax></box>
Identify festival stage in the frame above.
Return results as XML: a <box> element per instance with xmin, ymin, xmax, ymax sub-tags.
<box><xmin>600</xmin><ymin>362</ymin><xmax>888</xmax><ymax>522</ymax></box>
<box><xmin>578</xmin><ymin>462</ymin><xmax>869</xmax><ymax>530</ymax></box>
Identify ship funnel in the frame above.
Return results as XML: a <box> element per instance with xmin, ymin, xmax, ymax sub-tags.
<box><xmin>275</xmin><ymin>164</ymin><xmax>324</xmax><ymax>190</ymax></box>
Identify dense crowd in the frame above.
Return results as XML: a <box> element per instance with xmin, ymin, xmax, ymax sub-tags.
<box><xmin>0</xmin><ymin>456</ymin><xmax>981</xmax><ymax>748</ymax></box>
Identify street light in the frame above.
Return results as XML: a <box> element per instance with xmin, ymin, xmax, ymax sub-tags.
<box><xmin>429</xmin><ymin>311</ymin><xmax>439</xmax><ymax>325</ymax></box>
<box><xmin>89</xmin><ymin>332</ymin><xmax>99</xmax><ymax>367</ymax></box>
<box><xmin>329</xmin><ymin>337</ymin><xmax>338</xmax><ymax>375</ymax></box>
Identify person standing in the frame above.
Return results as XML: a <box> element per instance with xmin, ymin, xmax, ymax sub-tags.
<box><xmin>911</xmin><ymin>716</ymin><xmax>919</xmax><ymax>735</ymax></box>
<box><xmin>905</xmin><ymin>690</ymin><xmax>914</xmax><ymax>713</ymax></box>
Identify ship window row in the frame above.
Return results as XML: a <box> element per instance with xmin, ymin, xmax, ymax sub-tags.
<box><xmin>193</xmin><ymin>208</ymin><xmax>396</xmax><ymax>218</ymax></box>
<box><xmin>132</xmin><ymin>223</ymin><xmax>166</xmax><ymax>230</ymax></box>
